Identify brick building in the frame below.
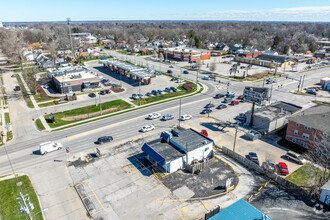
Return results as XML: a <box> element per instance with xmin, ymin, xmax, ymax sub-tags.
<box><xmin>159</xmin><ymin>47</ymin><xmax>211</xmax><ymax>62</ymax></box>
<box><xmin>285</xmin><ymin>105</ymin><xmax>330</xmax><ymax>149</ymax></box>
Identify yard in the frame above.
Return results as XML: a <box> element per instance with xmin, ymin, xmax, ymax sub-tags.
<box><xmin>0</xmin><ymin>175</ymin><xmax>43</xmax><ymax>220</ymax></box>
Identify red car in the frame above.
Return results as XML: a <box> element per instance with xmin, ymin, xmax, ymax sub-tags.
<box><xmin>201</xmin><ymin>129</ymin><xmax>208</xmax><ymax>137</ymax></box>
<box><xmin>278</xmin><ymin>162</ymin><xmax>289</xmax><ymax>175</ymax></box>
<box><xmin>231</xmin><ymin>100</ymin><xmax>240</xmax><ymax>105</ymax></box>
<box><xmin>105</xmin><ymin>89</ymin><xmax>111</xmax><ymax>94</ymax></box>
<box><xmin>237</xmin><ymin>95</ymin><xmax>244</xmax><ymax>100</ymax></box>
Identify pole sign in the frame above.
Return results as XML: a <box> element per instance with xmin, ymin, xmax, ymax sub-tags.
<box><xmin>243</xmin><ymin>87</ymin><xmax>269</xmax><ymax>104</ymax></box>
<box><xmin>65</xmin><ymin>147</ymin><xmax>70</xmax><ymax>154</ymax></box>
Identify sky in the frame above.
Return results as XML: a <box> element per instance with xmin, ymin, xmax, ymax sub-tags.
<box><xmin>1</xmin><ymin>0</ymin><xmax>330</xmax><ymax>22</ymax></box>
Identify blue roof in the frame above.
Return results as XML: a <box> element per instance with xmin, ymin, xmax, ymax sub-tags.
<box><xmin>209</xmin><ymin>199</ymin><xmax>271</xmax><ymax>220</ymax></box>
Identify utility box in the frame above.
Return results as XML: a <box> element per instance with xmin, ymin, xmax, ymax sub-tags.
<box><xmin>66</xmin><ymin>93</ymin><xmax>77</xmax><ymax>101</ymax></box>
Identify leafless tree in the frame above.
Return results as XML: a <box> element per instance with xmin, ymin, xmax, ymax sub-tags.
<box><xmin>209</xmin><ymin>62</ymin><xmax>217</xmax><ymax>73</ymax></box>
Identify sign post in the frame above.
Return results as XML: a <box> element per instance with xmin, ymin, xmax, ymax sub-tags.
<box><xmin>65</xmin><ymin>147</ymin><xmax>70</xmax><ymax>161</ymax></box>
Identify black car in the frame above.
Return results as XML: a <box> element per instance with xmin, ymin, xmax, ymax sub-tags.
<box><xmin>215</xmin><ymin>93</ymin><xmax>225</xmax><ymax>99</ymax></box>
<box><xmin>88</xmin><ymin>93</ymin><xmax>96</xmax><ymax>98</ymax></box>
<box><xmin>146</xmin><ymin>92</ymin><xmax>154</xmax><ymax>97</ymax></box>
<box><xmin>99</xmin><ymin>90</ymin><xmax>106</xmax><ymax>95</ymax></box>
<box><xmin>183</xmin><ymin>70</ymin><xmax>189</xmax><ymax>74</ymax></box>
<box><xmin>97</xmin><ymin>136</ymin><xmax>113</xmax><ymax>144</ymax></box>
<box><xmin>162</xmin><ymin>114</ymin><xmax>174</xmax><ymax>121</ymax></box>
<box><xmin>167</xmin><ymin>70</ymin><xmax>173</xmax><ymax>74</ymax></box>
<box><xmin>170</xmin><ymin>87</ymin><xmax>177</xmax><ymax>92</ymax></box>
<box><xmin>202</xmin><ymin>109</ymin><xmax>213</xmax><ymax>114</ymax></box>
<box><xmin>170</xmin><ymin>77</ymin><xmax>177</xmax><ymax>81</ymax></box>
<box><xmin>204</xmin><ymin>103</ymin><xmax>215</xmax><ymax>108</ymax></box>
<box><xmin>248</xmin><ymin>152</ymin><xmax>260</xmax><ymax>165</ymax></box>
<box><xmin>165</xmin><ymin>87</ymin><xmax>172</xmax><ymax>93</ymax></box>
<box><xmin>216</xmin><ymin>104</ymin><xmax>227</xmax><ymax>109</ymax></box>
<box><xmin>151</xmin><ymin>90</ymin><xmax>159</xmax><ymax>95</ymax></box>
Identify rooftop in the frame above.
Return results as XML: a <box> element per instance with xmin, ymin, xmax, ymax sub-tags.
<box><xmin>254</xmin><ymin>101</ymin><xmax>302</xmax><ymax>120</ymax></box>
<box><xmin>50</xmin><ymin>68</ymin><xmax>99</xmax><ymax>83</ymax></box>
<box><xmin>257</xmin><ymin>53</ymin><xmax>293</xmax><ymax>63</ymax></box>
<box><xmin>164</xmin><ymin>47</ymin><xmax>210</xmax><ymax>53</ymax></box>
<box><xmin>170</xmin><ymin>129</ymin><xmax>213</xmax><ymax>152</ymax></box>
<box><xmin>147</xmin><ymin>138</ymin><xmax>185</xmax><ymax>162</ymax></box>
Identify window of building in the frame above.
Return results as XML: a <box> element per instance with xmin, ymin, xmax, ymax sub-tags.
<box><xmin>296</xmin><ymin>123</ymin><xmax>300</xmax><ymax>127</ymax></box>
<box><xmin>300</xmin><ymin>141</ymin><xmax>306</xmax><ymax>147</ymax></box>
<box><xmin>304</xmin><ymin>126</ymin><xmax>311</xmax><ymax>131</ymax></box>
<box><xmin>294</xmin><ymin>130</ymin><xmax>298</xmax><ymax>135</ymax></box>
<box><xmin>321</xmin><ymin>140</ymin><xmax>329</xmax><ymax>148</ymax></box>
<box><xmin>292</xmin><ymin>138</ymin><xmax>296</xmax><ymax>143</ymax></box>
<box><xmin>323</xmin><ymin>132</ymin><xmax>329</xmax><ymax>138</ymax></box>
<box><xmin>302</xmin><ymin>133</ymin><xmax>310</xmax><ymax>139</ymax></box>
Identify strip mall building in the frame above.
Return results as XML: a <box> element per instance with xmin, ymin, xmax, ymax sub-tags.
<box><xmin>159</xmin><ymin>47</ymin><xmax>211</xmax><ymax>62</ymax></box>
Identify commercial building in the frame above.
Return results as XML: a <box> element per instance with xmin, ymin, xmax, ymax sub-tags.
<box><xmin>285</xmin><ymin>105</ymin><xmax>330</xmax><ymax>149</ymax></box>
<box><xmin>69</xmin><ymin>33</ymin><xmax>97</xmax><ymax>44</ymax></box>
<box><xmin>47</xmin><ymin>67</ymin><xmax>100</xmax><ymax>93</ymax></box>
<box><xmin>159</xmin><ymin>47</ymin><xmax>211</xmax><ymax>62</ymax></box>
<box><xmin>142</xmin><ymin>128</ymin><xmax>214</xmax><ymax>173</ymax></box>
<box><xmin>234</xmin><ymin>53</ymin><xmax>295</xmax><ymax>68</ymax></box>
<box><xmin>245</xmin><ymin>101</ymin><xmax>302</xmax><ymax>133</ymax></box>
<box><xmin>235</xmin><ymin>49</ymin><xmax>262</xmax><ymax>58</ymax></box>
<box><xmin>100</xmin><ymin>59</ymin><xmax>152</xmax><ymax>85</ymax></box>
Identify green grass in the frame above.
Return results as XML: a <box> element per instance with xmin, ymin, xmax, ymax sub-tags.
<box><xmin>312</xmin><ymin>101</ymin><xmax>330</xmax><ymax>106</ymax></box>
<box><xmin>293</xmin><ymin>91</ymin><xmax>312</xmax><ymax>96</ymax></box>
<box><xmin>118</xmin><ymin>50</ymin><xmax>129</xmax><ymax>54</ymax></box>
<box><xmin>35</xmin><ymin>119</ymin><xmax>45</xmax><ymax>131</ymax></box>
<box><xmin>4</xmin><ymin>112</ymin><xmax>10</xmax><ymax>124</ymax></box>
<box><xmin>6</xmin><ymin>131</ymin><xmax>12</xmax><ymax>141</ymax></box>
<box><xmin>15</xmin><ymin>74</ymin><xmax>34</xmax><ymax>108</ymax></box>
<box><xmin>38</xmin><ymin>101</ymin><xmax>56</xmax><ymax>108</ymax></box>
<box><xmin>45</xmin><ymin>99</ymin><xmax>131</xmax><ymax>128</ymax></box>
<box><xmin>33</xmin><ymin>93</ymin><xmax>54</xmax><ymax>103</ymax></box>
<box><xmin>0</xmin><ymin>175</ymin><xmax>43</xmax><ymax>220</ymax></box>
<box><xmin>286</xmin><ymin>164</ymin><xmax>329</xmax><ymax>190</ymax></box>
<box><xmin>213</xmin><ymin>145</ymin><xmax>222</xmax><ymax>150</ymax></box>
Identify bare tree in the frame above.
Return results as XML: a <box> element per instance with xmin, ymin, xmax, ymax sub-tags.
<box><xmin>159</xmin><ymin>52</ymin><xmax>164</xmax><ymax>62</ymax></box>
<box><xmin>197</xmin><ymin>60</ymin><xmax>202</xmax><ymax>69</ymax></box>
<box><xmin>152</xmin><ymin>50</ymin><xmax>158</xmax><ymax>58</ymax></box>
<box><xmin>209</xmin><ymin>62</ymin><xmax>217</xmax><ymax>73</ymax></box>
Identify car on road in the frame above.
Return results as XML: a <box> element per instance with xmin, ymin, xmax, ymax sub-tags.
<box><xmin>204</xmin><ymin>103</ymin><xmax>215</xmax><ymax>108</ymax></box>
<box><xmin>152</xmin><ymin>90</ymin><xmax>159</xmax><ymax>95</ymax></box>
<box><xmin>231</xmin><ymin>100</ymin><xmax>240</xmax><ymax>105</ymax></box>
<box><xmin>146</xmin><ymin>92</ymin><xmax>154</xmax><ymax>97</ymax></box>
<box><xmin>148</xmin><ymin>113</ymin><xmax>161</xmax><ymax>120</ymax></box>
<box><xmin>167</xmin><ymin>70</ymin><xmax>173</xmax><ymax>74</ymax></box>
<box><xmin>176</xmin><ymin>79</ymin><xmax>184</xmax><ymax>83</ymax></box>
<box><xmin>105</xmin><ymin>89</ymin><xmax>111</xmax><ymax>94</ymax></box>
<box><xmin>201</xmin><ymin>108</ymin><xmax>213</xmax><ymax>114</ymax></box>
<box><xmin>266</xmin><ymin>78</ymin><xmax>276</xmax><ymax>84</ymax></box>
<box><xmin>169</xmin><ymin>65</ymin><xmax>174</xmax><ymax>68</ymax></box>
<box><xmin>216</xmin><ymin>104</ymin><xmax>227</xmax><ymax>109</ymax></box>
<box><xmin>223</xmin><ymin>97</ymin><xmax>233</xmax><ymax>103</ymax></box>
<box><xmin>306</xmin><ymin>89</ymin><xmax>317</xmax><ymax>95</ymax></box>
<box><xmin>99</xmin><ymin>90</ymin><xmax>106</xmax><ymax>95</ymax></box>
<box><xmin>237</xmin><ymin>95</ymin><xmax>244</xmax><ymax>100</ymax></box>
<box><xmin>157</xmin><ymin>89</ymin><xmax>164</xmax><ymax>95</ymax></box>
<box><xmin>226</xmin><ymin>91</ymin><xmax>235</xmax><ymax>97</ymax></box>
<box><xmin>180</xmin><ymin>114</ymin><xmax>192</xmax><ymax>121</ymax></box>
<box><xmin>97</xmin><ymin>136</ymin><xmax>113</xmax><ymax>144</ymax></box>
<box><xmin>183</xmin><ymin>70</ymin><xmax>189</xmax><ymax>74</ymax></box>
<box><xmin>39</xmin><ymin>141</ymin><xmax>62</xmax><ymax>155</ymax></box>
<box><xmin>162</xmin><ymin>114</ymin><xmax>174</xmax><ymax>121</ymax></box>
<box><xmin>141</xmin><ymin>125</ymin><xmax>155</xmax><ymax>132</ymax></box>
<box><xmin>170</xmin><ymin>87</ymin><xmax>177</xmax><ymax>92</ymax></box>
<box><xmin>248</xmin><ymin>152</ymin><xmax>260</xmax><ymax>165</ymax></box>
<box><xmin>88</xmin><ymin>93</ymin><xmax>96</xmax><ymax>98</ymax></box>
<box><xmin>202</xmin><ymin>76</ymin><xmax>210</xmax><ymax>80</ymax></box>
<box><xmin>165</xmin><ymin>87</ymin><xmax>173</xmax><ymax>93</ymax></box>
<box><xmin>201</xmin><ymin>129</ymin><xmax>208</xmax><ymax>137</ymax></box>
<box><xmin>209</xmin><ymin>75</ymin><xmax>216</xmax><ymax>79</ymax></box>
<box><xmin>11</xmin><ymin>74</ymin><xmax>16</xmax><ymax>77</ymax></box>
<box><xmin>278</xmin><ymin>162</ymin><xmax>289</xmax><ymax>175</ymax></box>
<box><xmin>215</xmin><ymin>93</ymin><xmax>225</xmax><ymax>99</ymax></box>
<box><xmin>285</xmin><ymin>151</ymin><xmax>306</xmax><ymax>164</ymax></box>
<box><xmin>263</xmin><ymin>159</ymin><xmax>276</xmax><ymax>173</ymax></box>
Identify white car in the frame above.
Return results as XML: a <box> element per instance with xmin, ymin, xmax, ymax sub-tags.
<box><xmin>39</xmin><ymin>141</ymin><xmax>63</xmax><ymax>155</ymax></box>
<box><xmin>176</xmin><ymin>79</ymin><xmax>184</xmax><ymax>83</ymax></box>
<box><xmin>141</xmin><ymin>125</ymin><xmax>155</xmax><ymax>132</ymax></box>
<box><xmin>147</xmin><ymin>113</ymin><xmax>161</xmax><ymax>120</ymax></box>
<box><xmin>180</xmin><ymin>114</ymin><xmax>192</xmax><ymax>121</ymax></box>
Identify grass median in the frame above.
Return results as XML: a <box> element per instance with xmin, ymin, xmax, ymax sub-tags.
<box><xmin>4</xmin><ymin>112</ymin><xmax>10</xmax><ymax>124</ymax></box>
<box><xmin>38</xmin><ymin>101</ymin><xmax>56</xmax><ymax>108</ymax></box>
<box><xmin>15</xmin><ymin>74</ymin><xmax>34</xmax><ymax>108</ymax></box>
<box><xmin>0</xmin><ymin>175</ymin><xmax>43</xmax><ymax>220</ymax></box>
<box><xmin>45</xmin><ymin>99</ymin><xmax>132</xmax><ymax>128</ymax></box>
<box><xmin>35</xmin><ymin>119</ymin><xmax>45</xmax><ymax>131</ymax></box>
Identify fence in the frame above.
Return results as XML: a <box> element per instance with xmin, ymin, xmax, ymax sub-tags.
<box><xmin>221</xmin><ymin>147</ymin><xmax>311</xmax><ymax>200</ymax></box>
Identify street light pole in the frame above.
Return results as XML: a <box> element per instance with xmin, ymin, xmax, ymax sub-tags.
<box><xmin>178</xmin><ymin>98</ymin><xmax>182</xmax><ymax>127</ymax></box>
<box><xmin>139</xmin><ymin>79</ymin><xmax>141</xmax><ymax>106</ymax></box>
<box><xmin>233</xmin><ymin>124</ymin><xmax>238</xmax><ymax>152</ymax></box>
<box><xmin>99</xmin><ymin>94</ymin><xmax>102</xmax><ymax>115</ymax></box>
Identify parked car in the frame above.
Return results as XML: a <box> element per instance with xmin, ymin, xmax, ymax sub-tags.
<box><xmin>216</xmin><ymin>104</ymin><xmax>227</xmax><ymax>109</ymax></box>
<box><xmin>201</xmin><ymin>109</ymin><xmax>213</xmax><ymax>114</ymax></box>
<box><xmin>285</xmin><ymin>151</ymin><xmax>306</xmax><ymax>164</ymax></box>
<box><xmin>235</xmin><ymin>114</ymin><xmax>246</xmax><ymax>122</ymax></box>
<box><xmin>240</xmin><ymin>66</ymin><xmax>246</xmax><ymax>69</ymax></box>
<box><xmin>226</xmin><ymin>91</ymin><xmax>235</xmax><ymax>97</ymax></box>
<box><xmin>99</xmin><ymin>90</ymin><xmax>106</xmax><ymax>95</ymax></box>
<box><xmin>146</xmin><ymin>92</ymin><xmax>154</xmax><ymax>97</ymax></box>
<box><xmin>157</xmin><ymin>89</ymin><xmax>164</xmax><ymax>95</ymax></box>
<box><xmin>170</xmin><ymin>77</ymin><xmax>178</xmax><ymax>81</ymax></box>
<box><xmin>248</xmin><ymin>152</ymin><xmax>260</xmax><ymax>165</ymax></box>
<box><xmin>176</xmin><ymin>79</ymin><xmax>184</xmax><ymax>83</ymax></box>
<box><xmin>112</xmin><ymin>84</ymin><xmax>122</xmax><ymax>88</ymax></box>
<box><xmin>266</xmin><ymin>78</ymin><xmax>276</xmax><ymax>84</ymax></box>
<box><xmin>105</xmin><ymin>89</ymin><xmax>111</xmax><ymax>94</ymax></box>
<box><xmin>141</xmin><ymin>125</ymin><xmax>155</xmax><ymax>132</ymax></box>
<box><xmin>263</xmin><ymin>159</ymin><xmax>276</xmax><ymax>173</ymax></box>
<box><xmin>231</xmin><ymin>100</ymin><xmax>240</xmax><ymax>105</ymax></box>
<box><xmin>237</xmin><ymin>95</ymin><xmax>244</xmax><ymax>100</ymax></box>
<box><xmin>138</xmin><ymin>94</ymin><xmax>144</xmax><ymax>99</ymax></box>
<box><xmin>151</xmin><ymin>90</ymin><xmax>159</xmax><ymax>95</ymax></box>
<box><xmin>183</xmin><ymin>70</ymin><xmax>189</xmax><ymax>74</ymax></box>
<box><xmin>215</xmin><ymin>93</ymin><xmax>225</xmax><ymax>99</ymax></box>
<box><xmin>169</xmin><ymin>65</ymin><xmax>174</xmax><ymax>68</ymax></box>
<box><xmin>11</xmin><ymin>74</ymin><xmax>16</xmax><ymax>78</ymax></box>
<box><xmin>204</xmin><ymin>103</ymin><xmax>215</xmax><ymax>108</ymax></box>
<box><xmin>101</xmin><ymin>79</ymin><xmax>109</xmax><ymax>83</ymax></box>
<box><xmin>147</xmin><ymin>113</ymin><xmax>161</xmax><ymax>120</ymax></box>
<box><xmin>14</xmin><ymin>86</ymin><xmax>21</xmax><ymax>91</ymax></box>
<box><xmin>306</xmin><ymin>90</ymin><xmax>317</xmax><ymax>95</ymax></box>
<box><xmin>167</xmin><ymin>70</ymin><xmax>173</xmax><ymax>74</ymax></box>
<box><xmin>223</xmin><ymin>97</ymin><xmax>233</xmax><ymax>103</ymax></box>
<box><xmin>97</xmin><ymin>136</ymin><xmax>113</xmax><ymax>144</ymax></box>
<box><xmin>201</xmin><ymin>129</ymin><xmax>208</xmax><ymax>137</ymax></box>
<box><xmin>165</xmin><ymin>87</ymin><xmax>173</xmax><ymax>93</ymax></box>
<box><xmin>180</xmin><ymin>114</ymin><xmax>192</xmax><ymax>121</ymax></box>
<box><xmin>170</xmin><ymin>87</ymin><xmax>177</xmax><ymax>92</ymax></box>
<box><xmin>162</xmin><ymin>114</ymin><xmax>174</xmax><ymax>121</ymax></box>
<box><xmin>39</xmin><ymin>141</ymin><xmax>62</xmax><ymax>155</ymax></box>
<box><xmin>209</xmin><ymin>75</ymin><xmax>216</xmax><ymax>79</ymax></box>
<box><xmin>88</xmin><ymin>93</ymin><xmax>96</xmax><ymax>98</ymax></box>
<box><xmin>278</xmin><ymin>162</ymin><xmax>289</xmax><ymax>175</ymax></box>
<box><xmin>202</xmin><ymin>76</ymin><xmax>210</xmax><ymax>80</ymax></box>
<box><xmin>103</xmin><ymin>81</ymin><xmax>111</xmax><ymax>86</ymax></box>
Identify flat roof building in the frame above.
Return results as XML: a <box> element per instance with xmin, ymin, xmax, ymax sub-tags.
<box><xmin>159</xmin><ymin>47</ymin><xmax>211</xmax><ymax>62</ymax></box>
<box><xmin>142</xmin><ymin>128</ymin><xmax>214</xmax><ymax>173</ymax></box>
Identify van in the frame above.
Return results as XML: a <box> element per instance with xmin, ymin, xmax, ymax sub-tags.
<box><xmin>285</xmin><ymin>151</ymin><xmax>305</xmax><ymax>164</ymax></box>
<box><xmin>39</xmin><ymin>141</ymin><xmax>63</xmax><ymax>155</ymax></box>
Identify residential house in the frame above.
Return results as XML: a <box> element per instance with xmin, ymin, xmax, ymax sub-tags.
<box><xmin>215</xmin><ymin>43</ymin><xmax>229</xmax><ymax>51</ymax></box>
<box><xmin>229</xmin><ymin>44</ymin><xmax>243</xmax><ymax>52</ymax></box>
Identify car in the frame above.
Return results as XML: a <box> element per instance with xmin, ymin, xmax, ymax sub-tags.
<box><xmin>165</xmin><ymin>87</ymin><xmax>173</xmax><ymax>93</ymax></box>
<box><xmin>183</xmin><ymin>70</ymin><xmax>189</xmax><ymax>74</ymax></box>
<box><xmin>202</xmin><ymin>76</ymin><xmax>210</xmax><ymax>80</ymax></box>
<box><xmin>285</xmin><ymin>151</ymin><xmax>306</xmax><ymax>164</ymax></box>
<box><xmin>216</xmin><ymin>104</ymin><xmax>227</xmax><ymax>109</ymax></box>
<box><xmin>263</xmin><ymin>159</ymin><xmax>276</xmax><ymax>173</ymax></box>
<box><xmin>201</xmin><ymin>109</ymin><xmax>212</xmax><ymax>114</ymax></box>
<box><xmin>266</xmin><ymin>78</ymin><xmax>276</xmax><ymax>84</ymax></box>
<box><xmin>97</xmin><ymin>136</ymin><xmax>113</xmax><ymax>144</ymax></box>
<box><xmin>147</xmin><ymin>113</ymin><xmax>161</xmax><ymax>120</ymax></box>
<box><xmin>223</xmin><ymin>97</ymin><xmax>233</xmax><ymax>103</ymax></box>
<box><xmin>141</xmin><ymin>125</ymin><xmax>155</xmax><ymax>132</ymax></box>
<box><xmin>105</xmin><ymin>89</ymin><xmax>111</xmax><ymax>94</ymax></box>
<box><xmin>169</xmin><ymin>65</ymin><xmax>174</xmax><ymax>68</ymax></box>
<box><xmin>226</xmin><ymin>91</ymin><xmax>235</xmax><ymax>97</ymax></box>
<box><xmin>278</xmin><ymin>162</ymin><xmax>289</xmax><ymax>175</ymax></box>
<box><xmin>112</xmin><ymin>84</ymin><xmax>122</xmax><ymax>88</ymax></box>
<box><xmin>306</xmin><ymin>90</ymin><xmax>317</xmax><ymax>95</ymax></box>
<box><xmin>14</xmin><ymin>86</ymin><xmax>21</xmax><ymax>91</ymax></box>
<box><xmin>151</xmin><ymin>90</ymin><xmax>159</xmax><ymax>95</ymax></box>
<box><xmin>209</xmin><ymin>75</ymin><xmax>216</xmax><ymax>79</ymax></box>
<box><xmin>248</xmin><ymin>152</ymin><xmax>260</xmax><ymax>165</ymax></box>
<box><xmin>180</xmin><ymin>114</ymin><xmax>192</xmax><ymax>121</ymax></box>
<box><xmin>146</xmin><ymin>92</ymin><xmax>154</xmax><ymax>97</ymax></box>
<box><xmin>231</xmin><ymin>100</ymin><xmax>240</xmax><ymax>105</ymax></box>
<box><xmin>237</xmin><ymin>95</ymin><xmax>244</xmax><ymax>100</ymax></box>
<box><xmin>171</xmin><ymin>77</ymin><xmax>178</xmax><ymax>81</ymax></box>
<box><xmin>170</xmin><ymin>87</ymin><xmax>177</xmax><ymax>92</ymax></box>
<box><xmin>88</xmin><ymin>93</ymin><xmax>96</xmax><ymax>98</ymax></box>
<box><xmin>101</xmin><ymin>79</ymin><xmax>109</xmax><ymax>83</ymax></box>
<box><xmin>138</xmin><ymin>94</ymin><xmax>145</xmax><ymax>99</ymax></box>
<box><xmin>176</xmin><ymin>79</ymin><xmax>184</xmax><ymax>83</ymax></box>
<box><xmin>215</xmin><ymin>93</ymin><xmax>225</xmax><ymax>99</ymax></box>
<box><xmin>154</xmin><ymin>72</ymin><xmax>162</xmax><ymax>76</ymax></box>
<box><xmin>204</xmin><ymin>103</ymin><xmax>215</xmax><ymax>108</ymax></box>
<box><xmin>201</xmin><ymin>129</ymin><xmax>208</xmax><ymax>137</ymax></box>
<box><xmin>157</xmin><ymin>89</ymin><xmax>164</xmax><ymax>94</ymax></box>
<box><xmin>228</xmin><ymin>61</ymin><xmax>233</xmax><ymax>64</ymax></box>
<box><xmin>248</xmin><ymin>64</ymin><xmax>253</xmax><ymax>68</ymax></box>
<box><xmin>167</xmin><ymin>70</ymin><xmax>173</xmax><ymax>74</ymax></box>
<box><xmin>103</xmin><ymin>81</ymin><xmax>111</xmax><ymax>86</ymax></box>
<box><xmin>132</xmin><ymin>94</ymin><xmax>139</xmax><ymax>99</ymax></box>
<box><xmin>11</xmin><ymin>74</ymin><xmax>16</xmax><ymax>78</ymax></box>
<box><xmin>235</xmin><ymin>114</ymin><xmax>246</xmax><ymax>122</ymax></box>
<box><xmin>240</xmin><ymin>66</ymin><xmax>246</xmax><ymax>69</ymax></box>
<box><xmin>39</xmin><ymin>141</ymin><xmax>63</xmax><ymax>155</ymax></box>
<box><xmin>99</xmin><ymin>90</ymin><xmax>106</xmax><ymax>95</ymax></box>
<box><xmin>162</xmin><ymin>114</ymin><xmax>174</xmax><ymax>121</ymax></box>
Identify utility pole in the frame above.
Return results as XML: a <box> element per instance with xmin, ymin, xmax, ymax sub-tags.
<box><xmin>300</xmin><ymin>75</ymin><xmax>305</xmax><ymax>92</ymax></box>
<box><xmin>99</xmin><ymin>94</ymin><xmax>102</xmax><ymax>115</ymax></box>
<box><xmin>95</xmin><ymin>95</ymin><xmax>97</xmax><ymax>106</ymax></box>
<box><xmin>269</xmin><ymin>84</ymin><xmax>273</xmax><ymax>104</ymax></box>
<box><xmin>139</xmin><ymin>79</ymin><xmax>141</xmax><ymax>106</ymax></box>
<box><xmin>178</xmin><ymin>98</ymin><xmax>182</xmax><ymax>127</ymax></box>
<box><xmin>262</xmin><ymin>79</ymin><xmax>265</xmax><ymax>88</ymax></box>
<box><xmin>67</xmin><ymin>18</ymin><xmax>75</xmax><ymax>60</ymax></box>
<box><xmin>233</xmin><ymin>124</ymin><xmax>238</xmax><ymax>152</ymax></box>
<box><xmin>297</xmin><ymin>75</ymin><xmax>302</xmax><ymax>92</ymax></box>
<box><xmin>226</xmin><ymin>79</ymin><xmax>230</xmax><ymax>93</ymax></box>
<box><xmin>249</xmin><ymin>102</ymin><xmax>255</xmax><ymax>127</ymax></box>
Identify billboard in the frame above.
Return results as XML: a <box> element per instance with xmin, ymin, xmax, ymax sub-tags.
<box><xmin>243</xmin><ymin>87</ymin><xmax>269</xmax><ymax>104</ymax></box>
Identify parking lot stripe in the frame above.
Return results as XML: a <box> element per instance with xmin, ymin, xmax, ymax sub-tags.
<box><xmin>179</xmin><ymin>213</ymin><xmax>204</xmax><ymax>220</ymax></box>
<box><xmin>146</xmin><ymin>185</ymin><xmax>163</xmax><ymax>194</ymax></box>
<box><xmin>200</xmin><ymin>204</ymin><xmax>211</xmax><ymax>208</ymax></box>
<box><xmin>115</xmin><ymin>154</ymin><xmax>134</xmax><ymax>161</ymax></box>
<box><xmin>86</xmin><ymin>183</ymin><xmax>104</xmax><ymax>216</ymax></box>
<box><xmin>140</xmin><ymin>179</ymin><xmax>155</xmax><ymax>186</ymax></box>
<box><xmin>177</xmin><ymin>207</ymin><xmax>189</xmax><ymax>211</ymax></box>
<box><xmin>133</xmin><ymin>176</ymin><xmax>144</xmax><ymax>181</ymax></box>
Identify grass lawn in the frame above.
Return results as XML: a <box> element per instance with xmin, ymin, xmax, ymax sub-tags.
<box><xmin>118</xmin><ymin>50</ymin><xmax>129</xmax><ymax>54</ymax></box>
<box><xmin>33</xmin><ymin>93</ymin><xmax>54</xmax><ymax>103</ymax></box>
<box><xmin>45</xmin><ymin>99</ymin><xmax>131</xmax><ymax>128</ymax></box>
<box><xmin>35</xmin><ymin>119</ymin><xmax>45</xmax><ymax>130</ymax></box>
<box><xmin>15</xmin><ymin>74</ymin><xmax>34</xmax><ymax>108</ymax></box>
<box><xmin>4</xmin><ymin>112</ymin><xmax>10</xmax><ymax>124</ymax></box>
<box><xmin>286</xmin><ymin>164</ymin><xmax>329</xmax><ymax>190</ymax></box>
<box><xmin>312</xmin><ymin>100</ymin><xmax>330</xmax><ymax>106</ymax></box>
<box><xmin>293</xmin><ymin>91</ymin><xmax>312</xmax><ymax>96</ymax></box>
<box><xmin>6</xmin><ymin>131</ymin><xmax>13</xmax><ymax>141</ymax></box>
<box><xmin>38</xmin><ymin>101</ymin><xmax>56</xmax><ymax>108</ymax></box>
<box><xmin>0</xmin><ymin>175</ymin><xmax>43</xmax><ymax>220</ymax></box>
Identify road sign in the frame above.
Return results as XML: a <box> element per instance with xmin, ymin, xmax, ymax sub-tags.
<box><xmin>243</xmin><ymin>87</ymin><xmax>269</xmax><ymax>104</ymax></box>
<box><xmin>65</xmin><ymin>147</ymin><xmax>70</xmax><ymax>154</ymax></box>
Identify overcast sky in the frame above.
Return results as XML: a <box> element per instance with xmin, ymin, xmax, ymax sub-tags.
<box><xmin>1</xmin><ymin>0</ymin><xmax>330</xmax><ymax>22</ymax></box>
